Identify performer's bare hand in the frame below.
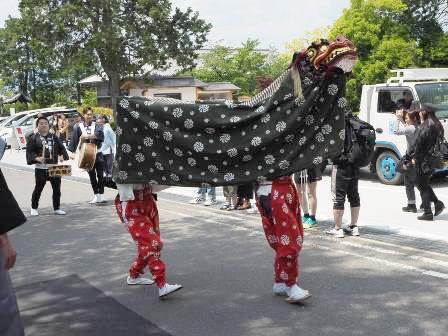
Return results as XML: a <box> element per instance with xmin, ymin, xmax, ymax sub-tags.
<box><xmin>0</xmin><ymin>234</ymin><xmax>17</xmax><ymax>270</ymax></box>
<box><xmin>35</xmin><ymin>157</ymin><xmax>44</xmax><ymax>163</ymax></box>
<box><xmin>59</xmin><ymin>156</ymin><xmax>65</xmax><ymax>162</ymax></box>
<box><xmin>69</xmin><ymin>154</ymin><xmax>75</xmax><ymax>160</ymax></box>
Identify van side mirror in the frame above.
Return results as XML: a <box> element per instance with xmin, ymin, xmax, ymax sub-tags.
<box><xmin>376</xmin><ymin>128</ymin><xmax>383</xmax><ymax>134</ymax></box>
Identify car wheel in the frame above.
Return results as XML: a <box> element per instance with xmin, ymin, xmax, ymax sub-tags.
<box><xmin>375</xmin><ymin>151</ymin><xmax>403</xmax><ymax>185</ymax></box>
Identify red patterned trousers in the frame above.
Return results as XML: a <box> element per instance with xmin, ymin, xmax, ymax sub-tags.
<box><xmin>115</xmin><ymin>188</ymin><xmax>166</xmax><ymax>287</ymax></box>
<box><xmin>256</xmin><ymin>176</ymin><xmax>304</xmax><ymax>287</ymax></box>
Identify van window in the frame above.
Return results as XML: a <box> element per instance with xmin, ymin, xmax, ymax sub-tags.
<box><xmin>377</xmin><ymin>89</ymin><xmax>413</xmax><ymax>113</ymax></box>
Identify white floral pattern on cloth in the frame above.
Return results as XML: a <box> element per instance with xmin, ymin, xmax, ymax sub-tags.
<box><xmin>184</xmin><ymin>119</ymin><xmax>194</xmax><ymax>129</ymax></box>
<box><xmin>199</xmin><ymin>105</ymin><xmax>209</xmax><ymax>113</ymax></box>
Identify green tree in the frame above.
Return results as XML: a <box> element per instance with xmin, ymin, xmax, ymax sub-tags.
<box><xmin>189</xmin><ymin>39</ymin><xmax>276</xmax><ymax>96</ymax></box>
<box><xmin>20</xmin><ymin>0</ymin><xmax>211</xmax><ymax>111</ymax></box>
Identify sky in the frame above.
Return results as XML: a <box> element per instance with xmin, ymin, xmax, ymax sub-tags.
<box><xmin>0</xmin><ymin>0</ymin><xmax>350</xmax><ymax>50</ymax></box>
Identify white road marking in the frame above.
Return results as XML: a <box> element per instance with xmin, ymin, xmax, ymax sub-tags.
<box><xmin>163</xmin><ymin>209</ymin><xmax>448</xmax><ymax>281</ymax></box>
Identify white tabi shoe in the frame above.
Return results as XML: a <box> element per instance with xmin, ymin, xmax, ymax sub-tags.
<box><xmin>88</xmin><ymin>195</ymin><xmax>98</xmax><ymax>204</ymax></box>
<box><xmin>30</xmin><ymin>208</ymin><xmax>39</xmax><ymax>216</ymax></box>
<box><xmin>159</xmin><ymin>283</ymin><xmax>183</xmax><ymax>299</ymax></box>
<box><xmin>126</xmin><ymin>275</ymin><xmax>155</xmax><ymax>285</ymax></box>
<box><xmin>273</xmin><ymin>283</ymin><xmax>289</xmax><ymax>296</ymax></box>
<box><xmin>285</xmin><ymin>284</ymin><xmax>312</xmax><ymax>304</ymax></box>
<box><xmin>54</xmin><ymin>209</ymin><xmax>66</xmax><ymax>215</ymax></box>
<box><xmin>97</xmin><ymin>194</ymin><xmax>107</xmax><ymax>203</ymax></box>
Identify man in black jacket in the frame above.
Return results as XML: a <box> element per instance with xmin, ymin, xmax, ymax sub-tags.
<box><xmin>26</xmin><ymin>117</ymin><xmax>69</xmax><ymax>216</ymax></box>
<box><xmin>68</xmin><ymin>107</ymin><xmax>105</xmax><ymax>204</ymax></box>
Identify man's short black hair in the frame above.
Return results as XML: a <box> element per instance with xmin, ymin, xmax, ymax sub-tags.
<box><xmin>36</xmin><ymin>116</ymin><xmax>49</xmax><ymax>125</ymax></box>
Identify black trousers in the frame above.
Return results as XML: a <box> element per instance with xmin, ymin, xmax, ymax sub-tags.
<box><xmin>403</xmin><ymin>167</ymin><xmax>417</xmax><ymax>204</ymax></box>
<box><xmin>31</xmin><ymin>169</ymin><xmax>61</xmax><ymax>210</ymax></box>
<box><xmin>416</xmin><ymin>174</ymin><xmax>438</xmax><ymax>214</ymax></box>
<box><xmin>237</xmin><ymin>183</ymin><xmax>254</xmax><ymax>200</ymax></box>
<box><xmin>88</xmin><ymin>153</ymin><xmax>105</xmax><ymax>195</ymax></box>
<box><xmin>103</xmin><ymin>153</ymin><xmax>114</xmax><ymax>177</ymax></box>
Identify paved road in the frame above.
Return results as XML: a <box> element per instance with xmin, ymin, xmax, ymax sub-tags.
<box><xmin>3</xmin><ymin>167</ymin><xmax>448</xmax><ymax>336</ymax></box>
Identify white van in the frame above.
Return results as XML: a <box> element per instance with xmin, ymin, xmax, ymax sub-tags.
<box><xmin>359</xmin><ymin>68</ymin><xmax>448</xmax><ymax>185</ymax></box>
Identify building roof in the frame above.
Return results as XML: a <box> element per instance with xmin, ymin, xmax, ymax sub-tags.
<box><xmin>202</xmin><ymin>82</ymin><xmax>240</xmax><ymax>91</ymax></box>
<box><xmin>79</xmin><ymin>74</ymin><xmax>108</xmax><ymax>84</ymax></box>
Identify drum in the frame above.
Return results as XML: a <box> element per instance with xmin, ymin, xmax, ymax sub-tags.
<box><xmin>48</xmin><ymin>164</ymin><xmax>72</xmax><ymax>177</ymax></box>
<box><xmin>78</xmin><ymin>142</ymin><xmax>97</xmax><ymax>171</ymax></box>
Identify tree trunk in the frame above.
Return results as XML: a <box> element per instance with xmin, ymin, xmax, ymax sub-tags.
<box><xmin>109</xmin><ymin>72</ymin><xmax>120</xmax><ymax>113</ymax></box>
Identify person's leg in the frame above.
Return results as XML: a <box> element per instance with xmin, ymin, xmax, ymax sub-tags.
<box><xmin>307</xmin><ymin>181</ymin><xmax>318</xmax><ymax>221</ymax></box>
<box><xmin>0</xmin><ymin>248</ymin><xmax>25</xmax><ymax>336</ymax></box>
<box><xmin>208</xmin><ymin>185</ymin><xmax>216</xmax><ymax>201</ymax></box>
<box><xmin>416</xmin><ymin>174</ymin><xmax>432</xmax><ymax>214</ymax></box>
<box><xmin>95</xmin><ymin>154</ymin><xmax>105</xmax><ymax>195</ymax></box>
<box><xmin>270</xmin><ymin>177</ymin><xmax>310</xmax><ymax>303</ymax></box>
<box><xmin>256</xmin><ymin>193</ymin><xmax>284</xmax><ymax>285</ymax></box>
<box><xmin>49</xmin><ymin>177</ymin><xmax>62</xmax><ymax>210</ymax></box>
<box><xmin>347</xmin><ymin>177</ymin><xmax>360</xmax><ymax>226</ymax></box>
<box><xmin>329</xmin><ymin>166</ymin><xmax>346</xmax><ymax>237</ymax></box>
<box><xmin>31</xmin><ymin>169</ymin><xmax>47</xmax><ymax>210</ymax></box>
<box><xmin>88</xmin><ymin>169</ymin><xmax>99</xmax><ymax>195</ymax></box>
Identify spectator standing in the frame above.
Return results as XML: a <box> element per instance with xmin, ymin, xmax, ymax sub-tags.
<box><xmin>221</xmin><ymin>185</ymin><xmax>238</xmax><ymax>210</ymax></box>
<box><xmin>189</xmin><ymin>183</ymin><xmax>216</xmax><ymax>206</ymax></box>
<box><xmin>57</xmin><ymin>114</ymin><xmax>69</xmax><ymax>144</ymax></box>
<box><xmin>98</xmin><ymin>115</ymin><xmax>116</xmax><ymax>182</ymax></box>
<box><xmin>326</xmin><ymin>112</ymin><xmax>361</xmax><ymax>238</ymax></box>
<box><xmin>394</xmin><ymin>109</ymin><xmax>419</xmax><ymax>212</ymax></box>
<box><xmin>294</xmin><ymin>166</ymin><xmax>323</xmax><ymax>228</ymax></box>
<box><xmin>411</xmin><ymin>105</ymin><xmax>445</xmax><ymax>220</ymax></box>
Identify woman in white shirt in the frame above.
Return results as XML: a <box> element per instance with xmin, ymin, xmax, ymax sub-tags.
<box><xmin>98</xmin><ymin>115</ymin><xmax>116</xmax><ymax>180</ymax></box>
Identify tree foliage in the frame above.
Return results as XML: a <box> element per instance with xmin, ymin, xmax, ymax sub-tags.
<box><xmin>19</xmin><ymin>0</ymin><xmax>211</xmax><ymax>110</ymax></box>
<box><xmin>188</xmin><ymin>39</ymin><xmax>278</xmax><ymax>96</ymax></box>
<box><xmin>329</xmin><ymin>0</ymin><xmax>448</xmax><ymax>110</ymax></box>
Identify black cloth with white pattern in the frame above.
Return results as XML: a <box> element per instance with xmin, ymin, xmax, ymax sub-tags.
<box><xmin>113</xmin><ymin>66</ymin><xmax>348</xmax><ymax>186</ymax></box>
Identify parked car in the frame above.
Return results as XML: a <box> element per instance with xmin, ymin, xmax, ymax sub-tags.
<box><xmin>4</xmin><ymin>107</ymin><xmax>78</xmax><ymax>148</ymax></box>
<box><xmin>0</xmin><ymin>112</ymin><xmax>31</xmax><ymax>146</ymax></box>
<box><xmin>359</xmin><ymin>68</ymin><xmax>448</xmax><ymax>185</ymax></box>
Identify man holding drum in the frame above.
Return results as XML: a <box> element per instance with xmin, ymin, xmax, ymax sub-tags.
<box><xmin>26</xmin><ymin>117</ymin><xmax>69</xmax><ymax>216</ymax></box>
<box><xmin>68</xmin><ymin>107</ymin><xmax>105</xmax><ymax>204</ymax></box>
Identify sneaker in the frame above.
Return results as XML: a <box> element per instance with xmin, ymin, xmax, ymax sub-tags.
<box><xmin>54</xmin><ymin>209</ymin><xmax>66</xmax><ymax>215</ymax></box>
<box><xmin>30</xmin><ymin>208</ymin><xmax>39</xmax><ymax>216</ymax></box>
<box><xmin>127</xmin><ymin>275</ymin><xmax>155</xmax><ymax>285</ymax></box>
<box><xmin>418</xmin><ymin>213</ymin><xmax>434</xmax><ymax>221</ymax></box>
<box><xmin>351</xmin><ymin>226</ymin><xmax>360</xmax><ymax>236</ymax></box>
<box><xmin>89</xmin><ymin>195</ymin><xmax>98</xmax><ymax>204</ymax></box>
<box><xmin>285</xmin><ymin>284</ymin><xmax>312</xmax><ymax>304</ymax></box>
<box><xmin>402</xmin><ymin>204</ymin><xmax>417</xmax><ymax>213</ymax></box>
<box><xmin>307</xmin><ymin>217</ymin><xmax>317</xmax><ymax>225</ymax></box>
<box><xmin>220</xmin><ymin>202</ymin><xmax>231</xmax><ymax>210</ymax></box>
<box><xmin>189</xmin><ymin>197</ymin><xmax>205</xmax><ymax>204</ymax></box>
<box><xmin>326</xmin><ymin>227</ymin><xmax>345</xmax><ymax>238</ymax></box>
<box><xmin>434</xmin><ymin>201</ymin><xmax>445</xmax><ymax>216</ymax></box>
<box><xmin>159</xmin><ymin>283</ymin><xmax>183</xmax><ymax>298</ymax></box>
<box><xmin>302</xmin><ymin>218</ymin><xmax>313</xmax><ymax>229</ymax></box>
<box><xmin>204</xmin><ymin>199</ymin><xmax>217</xmax><ymax>206</ymax></box>
<box><xmin>273</xmin><ymin>283</ymin><xmax>288</xmax><ymax>296</ymax></box>
<box><xmin>247</xmin><ymin>207</ymin><xmax>259</xmax><ymax>214</ymax></box>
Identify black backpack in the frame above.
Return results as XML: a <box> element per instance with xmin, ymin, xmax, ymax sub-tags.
<box><xmin>429</xmin><ymin>135</ymin><xmax>448</xmax><ymax>169</ymax></box>
<box><xmin>345</xmin><ymin>115</ymin><xmax>376</xmax><ymax>168</ymax></box>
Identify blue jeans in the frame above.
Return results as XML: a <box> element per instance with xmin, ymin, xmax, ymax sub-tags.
<box><xmin>196</xmin><ymin>183</ymin><xmax>216</xmax><ymax>201</ymax></box>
